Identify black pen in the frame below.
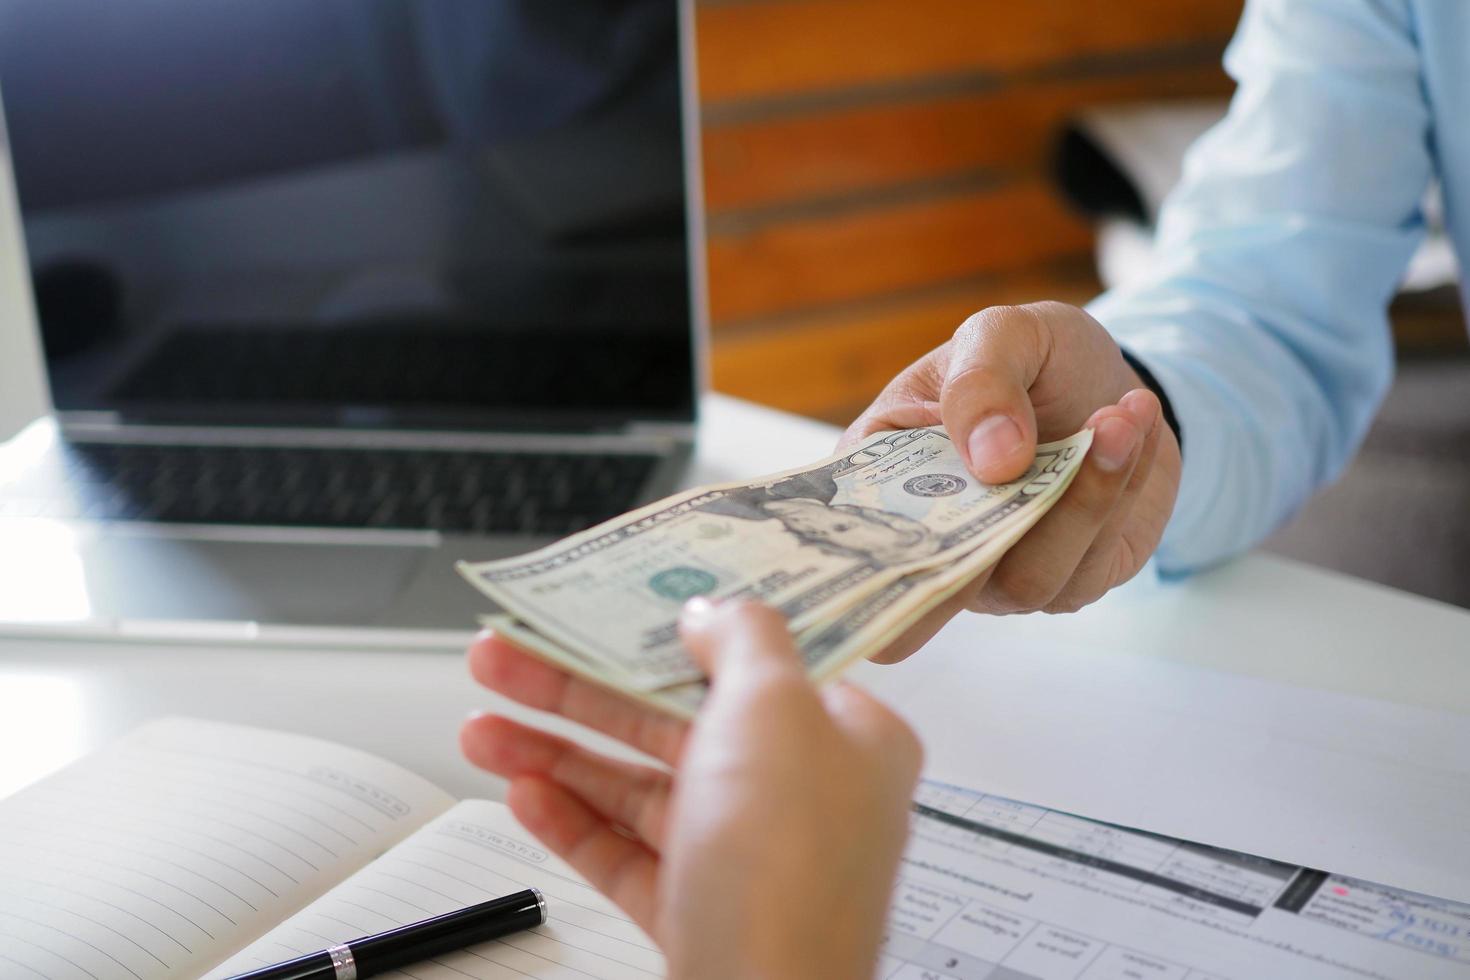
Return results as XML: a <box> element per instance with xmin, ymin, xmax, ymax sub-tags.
<box><xmin>225</xmin><ymin>888</ymin><xmax>546</xmax><ymax>980</ymax></box>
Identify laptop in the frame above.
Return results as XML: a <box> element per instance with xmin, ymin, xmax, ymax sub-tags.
<box><xmin>0</xmin><ymin>0</ymin><xmax>705</xmax><ymax>642</ymax></box>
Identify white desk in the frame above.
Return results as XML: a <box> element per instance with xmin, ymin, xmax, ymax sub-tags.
<box><xmin>0</xmin><ymin>396</ymin><xmax>839</xmax><ymax>801</ymax></box>
<box><xmin>2</xmin><ymin>394</ymin><xmax>1468</xmax><ymax>901</ymax></box>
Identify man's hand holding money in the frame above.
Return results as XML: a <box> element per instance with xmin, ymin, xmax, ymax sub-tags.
<box><xmin>842</xmin><ymin>301</ymin><xmax>1182</xmax><ymax>663</ymax></box>
<box><xmin>455</xmin><ymin>303</ymin><xmax>1175</xmax><ymax>712</ymax></box>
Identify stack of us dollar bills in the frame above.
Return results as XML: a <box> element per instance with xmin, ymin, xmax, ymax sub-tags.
<box><xmin>458</xmin><ymin>425</ymin><xmax>1092</xmax><ymax>717</ymax></box>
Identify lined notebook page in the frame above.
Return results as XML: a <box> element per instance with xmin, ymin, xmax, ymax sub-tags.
<box><xmin>212</xmin><ymin>799</ymin><xmax>666</xmax><ymax>980</ymax></box>
<box><xmin>0</xmin><ymin>717</ymin><xmax>456</xmax><ymax>980</ymax></box>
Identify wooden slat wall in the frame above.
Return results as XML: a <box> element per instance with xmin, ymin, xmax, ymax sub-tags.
<box><xmin>697</xmin><ymin>0</ymin><xmax>1243</xmax><ymax>423</ymax></box>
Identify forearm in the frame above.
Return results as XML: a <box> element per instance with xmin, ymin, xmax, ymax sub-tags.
<box><xmin>1093</xmin><ymin>280</ymin><xmax>1397</xmax><ymax>575</ymax></box>
<box><xmin>1085</xmin><ymin>0</ymin><xmax>1430</xmax><ymax>573</ymax></box>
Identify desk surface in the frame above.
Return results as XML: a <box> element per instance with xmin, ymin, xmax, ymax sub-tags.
<box><xmin>2</xmin><ymin>394</ymin><xmax>1468</xmax><ymax>897</ymax></box>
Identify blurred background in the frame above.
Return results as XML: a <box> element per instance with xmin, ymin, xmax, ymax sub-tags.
<box><xmin>696</xmin><ymin>0</ymin><xmax>1242</xmax><ymax>422</ymax></box>
<box><xmin>694</xmin><ymin>0</ymin><xmax>1470</xmax><ymax>608</ymax></box>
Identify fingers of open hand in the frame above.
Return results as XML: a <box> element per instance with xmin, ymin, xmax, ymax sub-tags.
<box><xmin>972</xmin><ymin>403</ymin><xmax>1146</xmax><ymax>615</ymax></box>
<box><xmin>467</xmin><ymin>632</ymin><xmax>688</xmax><ymax>766</ymax></box>
<box><xmin>461</xmin><ymin>714</ymin><xmax>671</xmax><ymax>848</ymax></box>
<box><xmin>506</xmin><ymin>775</ymin><xmax>660</xmax><ymax>936</ymax></box>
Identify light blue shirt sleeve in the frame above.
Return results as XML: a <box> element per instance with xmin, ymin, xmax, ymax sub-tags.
<box><xmin>1087</xmin><ymin>0</ymin><xmax>1434</xmax><ymax>574</ymax></box>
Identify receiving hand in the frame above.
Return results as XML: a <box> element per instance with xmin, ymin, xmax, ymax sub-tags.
<box><xmin>844</xmin><ymin>301</ymin><xmax>1181</xmax><ymax>661</ymax></box>
<box><xmin>461</xmin><ymin>599</ymin><xmax>922</xmax><ymax>980</ymax></box>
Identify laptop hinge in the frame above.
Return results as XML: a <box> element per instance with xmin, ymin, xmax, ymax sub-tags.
<box><xmin>53</xmin><ymin>413</ymin><xmax>691</xmax><ymax>453</ymax></box>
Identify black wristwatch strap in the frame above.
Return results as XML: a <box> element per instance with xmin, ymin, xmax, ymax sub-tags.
<box><xmin>1120</xmin><ymin>348</ymin><xmax>1183</xmax><ymax>456</ymax></box>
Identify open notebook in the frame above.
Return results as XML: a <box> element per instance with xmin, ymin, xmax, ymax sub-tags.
<box><xmin>0</xmin><ymin>718</ymin><xmax>662</xmax><ymax>980</ymax></box>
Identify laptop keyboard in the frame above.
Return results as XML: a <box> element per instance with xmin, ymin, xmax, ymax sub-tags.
<box><xmin>44</xmin><ymin>442</ymin><xmax>659</xmax><ymax>536</ymax></box>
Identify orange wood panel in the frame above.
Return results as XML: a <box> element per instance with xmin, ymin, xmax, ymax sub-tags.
<box><xmin>702</xmin><ymin>65</ymin><xmax>1231</xmax><ymax>213</ymax></box>
<box><xmin>711</xmin><ymin>268</ymin><xmax>1101</xmax><ymax>421</ymax></box>
<box><xmin>713</xmin><ymin>293</ymin><xmax>983</xmax><ymax>420</ymax></box>
<box><xmin>706</xmin><ymin>180</ymin><xmax>1094</xmax><ymax>324</ymax></box>
<box><xmin>696</xmin><ymin>0</ymin><xmax>1243</xmax><ymax>105</ymax></box>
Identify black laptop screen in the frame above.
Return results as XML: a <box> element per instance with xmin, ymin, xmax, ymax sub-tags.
<box><xmin>0</xmin><ymin>0</ymin><xmax>697</xmax><ymax>429</ymax></box>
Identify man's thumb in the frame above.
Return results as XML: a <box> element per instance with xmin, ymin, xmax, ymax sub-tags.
<box><xmin>940</xmin><ymin>306</ymin><xmax>1044</xmax><ymax>483</ymax></box>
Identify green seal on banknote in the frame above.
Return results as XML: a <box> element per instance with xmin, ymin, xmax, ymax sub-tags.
<box><xmin>903</xmin><ymin>473</ymin><xmax>968</xmax><ymax>497</ymax></box>
<box><xmin>648</xmin><ymin>567</ymin><xmax>718</xmax><ymax>601</ymax></box>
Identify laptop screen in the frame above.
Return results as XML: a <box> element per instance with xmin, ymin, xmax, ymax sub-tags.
<box><xmin>0</xmin><ymin>0</ymin><xmax>697</xmax><ymax>430</ymax></box>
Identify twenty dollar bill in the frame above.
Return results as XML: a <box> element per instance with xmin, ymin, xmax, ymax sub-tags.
<box><xmin>459</xmin><ymin>425</ymin><xmax>1092</xmax><ymax>703</ymax></box>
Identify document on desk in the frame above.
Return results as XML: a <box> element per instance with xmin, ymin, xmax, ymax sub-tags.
<box><xmin>853</xmin><ymin>623</ymin><xmax>1470</xmax><ymax>908</ymax></box>
<box><xmin>886</xmin><ymin>780</ymin><xmax>1470</xmax><ymax>980</ymax></box>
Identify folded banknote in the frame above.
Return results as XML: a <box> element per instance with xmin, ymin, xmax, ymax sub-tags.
<box><xmin>460</xmin><ymin>425</ymin><xmax>1092</xmax><ymax>715</ymax></box>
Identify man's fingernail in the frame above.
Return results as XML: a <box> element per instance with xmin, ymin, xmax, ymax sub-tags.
<box><xmin>1120</xmin><ymin>388</ymin><xmax>1157</xmax><ymax>424</ymax></box>
<box><xmin>1092</xmin><ymin>417</ymin><xmax>1137</xmax><ymax>472</ymax></box>
<box><xmin>681</xmin><ymin>596</ymin><xmax>718</xmax><ymax>629</ymax></box>
<box><xmin>968</xmin><ymin>415</ymin><xmax>1023</xmax><ymax>469</ymax></box>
